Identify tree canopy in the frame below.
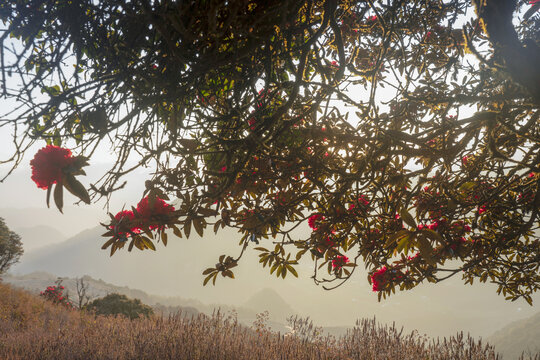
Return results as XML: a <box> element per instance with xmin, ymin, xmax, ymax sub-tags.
<box><xmin>86</xmin><ymin>293</ymin><xmax>154</xmax><ymax>319</ymax></box>
<box><xmin>1</xmin><ymin>0</ymin><xmax>539</xmax><ymax>303</ymax></box>
<box><xmin>0</xmin><ymin>218</ymin><xmax>23</xmax><ymax>274</ymax></box>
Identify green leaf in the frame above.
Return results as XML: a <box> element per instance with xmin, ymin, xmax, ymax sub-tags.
<box><xmin>213</xmin><ymin>220</ymin><xmax>222</xmax><ymax>234</ymax></box>
<box><xmin>184</xmin><ymin>219</ymin><xmax>192</xmax><ymax>239</ymax></box>
<box><xmin>202</xmin><ymin>268</ymin><xmax>215</xmax><ymax>275</ymax></box>
<box><xmin>110</xmin><ymin>244</ymin><xmax>118</xmax><ymax>256</ymax></box>
<box><xmin>396</xmin><ymin>235</ymin><xmax>410</xmax><ymax>253</ymax></box>
<box><xmin>400</xmin><ymin>209</ymin><xmax>416</xmax><ymax>228</ymax></box>
<box><xmin>417</xmin><ymin>235</ymin><xmax>436</xmax><ymax>265</ymax></box>
<box><xmin>131</xmin><ymin>238</ymin><xmax>142</xmax><ymax>250</ymax></box>
<box><xmin>63</xmin><ymin>174</ymin><xmax>91</xmax><ymax>204</ymax></box>
<box><xmin>53</xmin><ymin>183</ymin><xmax>64</xmax><ymax>213</ymax></box>
<box><xmin>459</xmin><ymin>182</ymin><xmax>477</xmax><ymax>192</ymax></box>
<box><xmin>287</xmin><ymin>264</ymin><xmax>298</xmax><ymax>278</ymax></box>
<box><xmin>385</xmin><ymin>229</ymin><xmax>410</xmax><ymax>248</ymax></box>
<box><xmin>193</xmin><ymin>218</ymin><xmax>204</xmax><ymax>237</ymax></box>
<box><xmin>270</xmin><ymin>262</ymin><xmax>278</xmax><ymax>274</ymax></box>
<box><xmin>203</xmin><ymin>273</ymin><xmax>214</xmax><ymax>286</ymax></box>
<box><xmin>421</xmin><ymin>229</ymin><xmax>444</xmax><ymax>244</ymax></box>
<box><xmin>46</xmin><ymin>185</ymin><xmax>52</xmax><ymax>208</ymax></box>
<box><xmin>161</xmin><ymin>232</ymin><xmax>168</xmax><ymax>246</ymax></box>
<box><xmin>141</xmin><ymin>237</ymin><xmax>156</xmax><ymax>250</ymax></box>
<box><xmin>101</xmin><ymin>238</ymin><xmax>115</xmax><ymax>250</ymax></box>
<box><xmin>172</xmin><ymin>226</ymin><xmax>182</xmax><ymax>238</ymax></box>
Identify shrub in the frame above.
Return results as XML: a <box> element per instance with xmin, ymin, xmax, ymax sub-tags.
<box><xmin>39</xmin><ymin>283</ymin><xmax>74</xmax><ymax>309</ymax></box>
<box><xmin>85</xmin><ymin>293</ymin><xmax>153</xmax><ymax>319</ymax></box>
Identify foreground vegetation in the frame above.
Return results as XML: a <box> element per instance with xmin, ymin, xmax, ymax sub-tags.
<box><xmin>2</xmin><ymin>281</ymin><xmax>537</xmax><ymax>360</ymax></box>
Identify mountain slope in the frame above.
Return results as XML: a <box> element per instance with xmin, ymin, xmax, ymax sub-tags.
<box><xmin>7</xmin><ymin>221</ymin><xmax>540</xmax><ymax>341</ymax></box>
<box><xmin>488</xmin><ymin>312</ymin><xmax>540</xmax><ymax>360</ymax></box>
<box><xmin>0</xmin><ymin>206</ymin><xmax>106</xmax><ymax>238</ymax></box>
<box><xmin>15</xmin><ymin>225</ymin><xmax>66</xmax><ymax>251</ymax></box>
<box><xmin>244</xmin><ymin>287</ymin><xmax>297</xmax><ymax>321</ymax></box>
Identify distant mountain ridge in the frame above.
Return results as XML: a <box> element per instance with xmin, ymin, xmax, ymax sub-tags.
<box><xmin>0</xmin><ymin>206</ymin><xmax>105</xmax><ymax>238</ymax></box>
<box><xmin>5</xmin><ymin>207</ymin><xmax>540</xmax><ymax>342</ymax></box>
<box><xmin>14</xmin><ymin>225</ymin><xmax>66</xmax><ymax>251</ymax></box>
<box><xmin>1</xmin><ymin>272</ymin><xmax>292</xmax><ymax>333</ymax></box>
<box><xmin>244</xmin><ymin>287</ymin><xmax>297</xmax><ymax>320</ymax></box>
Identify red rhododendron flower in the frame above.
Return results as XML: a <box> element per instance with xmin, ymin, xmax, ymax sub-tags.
<box><xmin>308</xmin><ymin>214</ymin><xmax>325</xmax><ymax>230</ymax></box>
<box><xmin>115</xmin><ymin>210</ymin><xmax>135</xmax><ymax>222</ymax></box>
<box><xmin>30</xmin><ymin>145</ymin><xmax>74</xmax><ymax>189</ymax></box>
<box><xmin>450</xmin><ymin>237</ymin><xmax>467</xmax><ymax>251</ymax></box>
<box><xmin>325</xmin><ymin>236</ymin><xmax>336</xmax><ymax>247</ymax></box>
<box><xmin>111</xmin><ymin>210</ymin><xmax>140</xmax><ymax>235</ymax></box>
<box><xmin>248</xmin><ymin>118</ymin><xmax>256</xmax><ymax>130</ymax></box>
<box><xmin>332</xmin><ymin>255</ymin><xmax>349</xmax><ymax>269</ymax></box>
<box><xmin>371</xmin><ymin>266</ymin><xmax>388</xmax><ymax>292</ymax></box>
<box><xmin>478</xmin><ymin>206</ymin><xmax>486</xmax><ymax>214</ymax></box>
<box><xmin>358</xmin><ymin>195</ymin><xmax>369</xmax><ymax>206</ymax></box>
<box><xmin>136</xmin><ymin>196</ymin><xmax>175</xmax><ymax>229</ymax></box>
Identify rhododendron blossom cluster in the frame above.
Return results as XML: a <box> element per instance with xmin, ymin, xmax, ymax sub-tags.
<box><xmin>308</xmin><ymin>214</ymin><xmax>325</xmax><ymax>230</ymax></box>
<box><xmin>111</xmin><ymin>196</ymin><xmax>176</xmax><ymax>237</ymax></box>
<box><xmin>30</xmin><ymin>145</ymin><xmax>74</xmax><ymax>189</ymax></box>
<box><xmin>136</xmin><ymin>196</ymin><xmax>176</xmax><ymax>229</ymax></box>
<box><xmin>40</xmin><ymin>284</ymin><xmax>74</xmax><ymax>309</ymax></box>
<box><xmin>111</xmin><ymin>210</ymin><xmax>140</xmax><ymax>236</ymax></box>
<box><xmin>332</xmin><ymin>255</ymin><xmax>349</xmax><ymax>269</ymax></box>
<box><xmin>29</xmin><ymin>145</ymin><xmax>90</xmax><ymax>212</ymax></box>
<box><xmin>370</xmin><ymin>266</ymin><xmax>406</xmax><ymax>292</ymax></box>
<box><xmin>371</xmin><ymin>266</ymin><xmax>388</xmax><ymax>292</ymax></box>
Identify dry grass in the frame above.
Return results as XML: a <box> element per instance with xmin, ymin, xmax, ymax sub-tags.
<box><xmin>0</xmin><ymin>281</ymin><xmax>536</xmax><ymax>360</ymax></box>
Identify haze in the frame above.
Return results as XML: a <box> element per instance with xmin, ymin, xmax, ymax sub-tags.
<box><xmin>1</xmin><ymin>163</ymin><xmax>538</xmax><ymax>343</ymax></box>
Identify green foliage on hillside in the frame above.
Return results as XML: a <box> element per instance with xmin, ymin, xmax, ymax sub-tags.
<box><xmin>85</xmin><ymin>293</ymin><xmax>153</xmax><ymax>319</ymax></box>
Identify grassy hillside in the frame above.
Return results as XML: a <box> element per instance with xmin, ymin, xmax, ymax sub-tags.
<box><xmin>2</xmin><ymin>272</ymin><xmax>289</xmax><ymax>332</ymax></box>
<box><xmin>10</xmin><ymin>223</ymin><xmax>540</xmax><ymax>341</ymax></box>
<box><xmin>0</xmin><ymin>280</ymin><xmax>520</xmax><ymax>360</ymax></box>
